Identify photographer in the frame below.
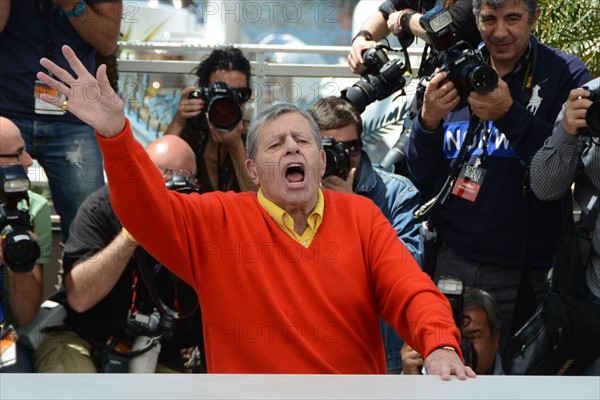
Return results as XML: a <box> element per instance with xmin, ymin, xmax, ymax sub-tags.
<box><xmin>0</xmin><ymin>116</ymin><xmax>52</xmax><ymax>373</ymax></box>
<box><xmin>348</xmin><ymin>0</ymin><xmax>480</xmax><ymax>175</ymax></box>
<box><xmin>529</xmin><ymin>77</ymin><xmax>600</xmax><ymax>375</ymax></box>
<box><xmin>348</xmin><ymin>0</ymin><xmax>479</xmax><ymax>77</ymax></box>
<box><xmin>164</xmin><ymin>46</ymin><xmax>257</xmax><ymax>193</ymax></box>
<box><xmin>405</xmin><ymin>0</ymin><xmax>591</xmax><ymax>351</ymax></box>
<box><xmin>33</xmin><ymin>135</ymin><xmax>204</xmax><ymax>373</ymax></box>
<box><xmin>402</xmin><ymin>287</ymin><xmax>503</xmax><ymax>375</ymax></box>
<box><xmin>308</xmin><ymin>96</ymin><xmax>421</xmax><ymax>373</ymax></box>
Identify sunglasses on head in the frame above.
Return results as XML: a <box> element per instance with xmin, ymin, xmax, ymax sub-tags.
<box><xmin>340</xmin><ymin>139</ymin><xmax>363</xmax><ymax>156</ymax></box>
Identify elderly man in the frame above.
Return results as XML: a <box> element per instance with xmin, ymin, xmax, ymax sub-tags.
<box><xmin>35</xmin><ymin>45</ymin><xmax>475</xmax><ymax>379</ymax></box>
<box><xmin>0</xmin><ymin>116</ymin><xmax>52</xmax><ymax>372</ymax></box>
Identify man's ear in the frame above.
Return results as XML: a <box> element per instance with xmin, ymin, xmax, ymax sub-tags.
<box><xmin>245</xmin><ymin>159</ymin><xmax>260</xmax><ymax>185</ymax></box>
<box><xmin>531</xmin><ymin>7</ymin><xmax>541</xmax><ymax>27</ymax></box>
<box><xmin>319</xmin><ymin>150</ymin><xmax>326</xmax><ymax>178</ymax></box>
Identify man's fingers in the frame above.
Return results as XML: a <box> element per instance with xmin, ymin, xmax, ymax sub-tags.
<box><xmin>62</xmin><ymin>45</ymin><xmax>90</xmax><ymax>80</ymax></box>
<box><xmin>39</xmin><ymin>57</ymin><xmax>75</xmax><ymax>87</ymax></box>
<box><xmin>96</xmin><ymin>64</ymin><xmax>111</xmax><ymax>91</ymax></box>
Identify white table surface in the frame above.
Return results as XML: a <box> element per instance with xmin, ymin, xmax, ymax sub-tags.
<box><xmin>1</xmin><ymin>373</ymin><xmax>599</xmax><ymax>400</ymax></box>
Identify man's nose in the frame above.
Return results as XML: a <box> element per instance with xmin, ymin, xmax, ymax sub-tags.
<box><xmin>284</xmin><ymin>136</ymin><xmax>300</xmax><ymax>153</ymax></box>
<box><xmin>22</xmin><ymin>151</ymin><xmax>34</xmax><ymax>169</ymax></box>
<box><xmin>492</xmin><ymin>19</ymin><xmax>509</xmax><ymax>38</ymax></box>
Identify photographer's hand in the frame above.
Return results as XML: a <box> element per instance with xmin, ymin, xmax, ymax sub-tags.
<box><xmin>421</xmin><ymin>71</ymin><xmax>460</xmax><ymax>131</ymax></box>
<box><xmin>401</xmin><ymin>343</ymin><xmax>424</xmax><ymax>375</ymax></box>
<box><xmin>206</xmin><ymin>116</ymin><xmax>258</xmax><ymax>192</ymax></box>
<box><xmin>37</xmin><ymin>45</ymin><xmax>126</xmax><ymax>138</ymax></box>
<box><xmin>348</xmin><ymin>37</ymin><xmax>377</xmax><ymax>75</ymax></box>
<box><xmin>425</xmin><ymin>347</ymin><xmax>476</xmax><ymax>381</ymax></box>
<box><xmin>468</xmin><ymin>77</ymin><xmax>513</xmax><ymax>122</ymax></box>
<box><xmin>321</xmin><ymin>168</ymin><xmax>356</xmax><ymax>194</ymax></box>
<box><xmin>164</xmin><ymin>86</ymin><xmax>204</xmax><ymax>137</ymax></box>
<box><xmin>561</xmin><ymin>87</ymin><xmax>592</xmax><ymax>136</ymax></box>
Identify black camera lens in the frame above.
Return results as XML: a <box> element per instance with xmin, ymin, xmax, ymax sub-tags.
<box><xmin>207</xmin><ymin>96</ymin><xmax>243</xmax><ymax>131</ymax></box>
<box><xmin>1</xmin><ymin>225</ymin><xmax>40</xmax><ymax>273</ymax></box>
<box><xmin>341</xmin><ymin>49</ymin><xmax>408</xmax><ymax>115</ymax></box>
<box><xmin>341</xmin><ymin>81</ymin><xmax>376</xmax><ymax>114</ymax></box>
<box><xmin>462</xmin><ymin>64</ymin><xmax>498</xmax><ymax>94</ymax></box>
<box><xmin>586</xmin><ymin>101</ymin><xmax>600</xmax><ymax>138</ymax></box>
<box><xmin>322</xmin><ymin>136</ymin><xmax>350</xmax><ymax>180</ymax></box>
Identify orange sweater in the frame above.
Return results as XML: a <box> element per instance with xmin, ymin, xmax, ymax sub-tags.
<box><xmin>98</xmin><ymin>121</ymin><xmax>460</xmax><ymax>373</ymax></box>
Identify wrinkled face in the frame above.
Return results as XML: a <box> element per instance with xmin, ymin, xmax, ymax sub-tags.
<box><xmin>245</xmin><ymin>112</ymin><xmax>325</xmax><ymax>212</ymax></box>
<box><xmin>477</xmin><ymin>0</ymin><xmax>539</xmax><ymax>73</ymax></box>
<box><xmin>461</xmin><ymin>307</ymin><xmax>500</xmax><ymax>375</ymax></box>
<box><xmin>320</xmin><ymin>124</ymin><xmax>362</xmax><ymax>179</ymax></box>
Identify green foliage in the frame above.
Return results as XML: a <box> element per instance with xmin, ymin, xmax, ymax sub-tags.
<box><xmin>534</xmin><ymin>0</ymin><xmax>600</xmax><ymax>76</ymax></box>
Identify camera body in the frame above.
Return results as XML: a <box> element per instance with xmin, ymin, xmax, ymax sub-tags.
<box><xmin>342</xmin><ymin>45</ymin><xmax>409</xmax><ymax>114</ymax></box>
<box><xmin>165</xmin><ymin>174</ymin><xmax>201</xmax><ymax>194</ymax></box>
<box><xmin>187</xmin><ymin>81</ymin><xmax>244</xmax><ymax>131</ymax></box>
<box><xmin>581</xmin><ymin>88</ymin><xmax>600</xmax><ymax>137</ymax></box>
<box><xmin>437</xmin><ymin>276</ymin><xmax>477</xmax><ymax>369</ymax></box>
<box><xmin>0</xmin><ymin>165</ymin><xmax>40</xmax><ymax>273</ymax></box>
<box><xmin>420</xmin><ymin>6</ymin><xmax>498</xmax><ymax>108</ymax></box>
<box><xmin>321</xmin><ymin>136</ymin><xmax>350</xmax><ymax>180</ymax></box>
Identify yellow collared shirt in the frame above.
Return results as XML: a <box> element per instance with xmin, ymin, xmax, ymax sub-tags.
<box><xmin>257</xmin><ymin>188</ymin><xmax>324</xmax><ymax>247</ymax></box>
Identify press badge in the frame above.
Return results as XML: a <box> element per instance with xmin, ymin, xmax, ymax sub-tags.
<box><xmin>451</xmin><ymin>164</ymin><xmax>486</xmax><ymax>202</ymax></box>
<box><xmin>0</xmin><ymin>325</ymin><xmax>18</xmax><ymax>369</ymax></box>
<box><xmin>34</xmin><ymin>79</ymin><xmax>66</xmax><ymax>115</ymax></box>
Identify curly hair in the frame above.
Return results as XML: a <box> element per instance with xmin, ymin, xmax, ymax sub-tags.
<box><xmin>193</xmin><ymin>46</ymin><xmax>251</xmax><ymax>88</ymax></box>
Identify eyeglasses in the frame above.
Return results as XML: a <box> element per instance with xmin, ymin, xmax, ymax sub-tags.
<box><xmin>155</xmin><ymin>165</ymin><xmax>194</xmax><ymax>181</ymax></box>
<box><xmin>340</xmin><ymin>139</ymin><xmax>363</xmax><ymax>157</ymax></box>
<box><xmin>0</xmin><ymin>148</ymin><xmax>26</xmax><ymax>161</ymax></box>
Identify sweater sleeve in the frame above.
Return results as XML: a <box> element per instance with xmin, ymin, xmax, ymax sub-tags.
<box><xmin>96</xmin><ymin>120</ymin><xmax>216</xmax><ymax>288</ymax></box>
<box><xmin>364</xmin><ymin>200</ymin><xmax>461</xmax><ymax>359</ymax></box>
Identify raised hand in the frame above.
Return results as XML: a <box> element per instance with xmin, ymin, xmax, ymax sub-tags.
<box><xmin>37</xmin><ymin>45</ymin><xmax>126</xmax><ymax>137</ymax></box>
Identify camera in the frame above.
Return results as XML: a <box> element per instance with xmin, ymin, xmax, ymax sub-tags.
<box><xmin>124</xmin><ymin>309</ymin><xmax>166</xmax><ymax>373</ymax></box>
<box><xmin>581</xmin><ymin>87</ymin><xmax>600</xmax><ymax>137</ymax></box>
<box><xmin>0</xmin><ymin>165</ymin><xmax>40</xmax><ymax>273</ymax></box>
<box><xmin>187</xmin><ymin>81</ymin><xmax>247</xmax><ymax>131</ymax></box>
<box><xmin>321</xmin><ymin>136</ymin><xmax>350</xmax><ymax>180</ymax></box>
<box><xmin>165</xmin><ymin>174</ymin><xmax>201</xmax><ymax>194</ymax></box>
<box><xmin>437</xmin><ymin>276</ymin><xmax>477</xmax><ymax>370</ymax></box>
<box><xmin>341</xmin><ymin>44</ymin><xmax>410</xmax><ymax>114</ymax></box>
<box><xmin>420</xmin><ymin>6</ymin><xmax>498</xmax><ymax>108</ymax></box>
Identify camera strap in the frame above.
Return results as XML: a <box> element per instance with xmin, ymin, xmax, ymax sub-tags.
<box><xmin>133</xmin><ymin>248</ymin><xmax>199</xmax><ymax>321</ymax></box>
<box><xmin>414</xmin><ymin>113</ymin><xmax>486</xmax><ymax>219</ymax></box>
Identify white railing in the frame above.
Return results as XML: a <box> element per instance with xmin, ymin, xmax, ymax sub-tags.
<box><xmin>116</xmin><ymin>40</ymin><xmax>422</xmax><ymax>147</ymax></box>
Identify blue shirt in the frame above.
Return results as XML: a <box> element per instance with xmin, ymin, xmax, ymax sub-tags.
<box><xmin>356</xmin><ymin>152</ymin><xmax>422</xmax><ymax>264</ymax></box>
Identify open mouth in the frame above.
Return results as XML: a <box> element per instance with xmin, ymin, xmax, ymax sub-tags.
<box><xmin>285</xmin><ymin>163</ymin><xmax>305</xmax><ymax>183</ymax></box>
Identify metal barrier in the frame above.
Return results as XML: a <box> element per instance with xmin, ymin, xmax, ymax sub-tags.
<box><xmin>116</xmin><ymin>41</ymin><xmax>422</xmax><ymax>145</ymax></box>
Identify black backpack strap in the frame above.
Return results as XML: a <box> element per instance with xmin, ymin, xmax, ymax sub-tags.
<box><xmin>510</xmin><ymin>161</ymin><xmax>538</xmax><ymax>335</ymax></box>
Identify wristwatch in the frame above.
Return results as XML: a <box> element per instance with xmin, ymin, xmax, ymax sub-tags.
<box><xmin>61</xmin><ymin>0</ymin><xmax>86</xmax><ymax>17</ymax></box>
